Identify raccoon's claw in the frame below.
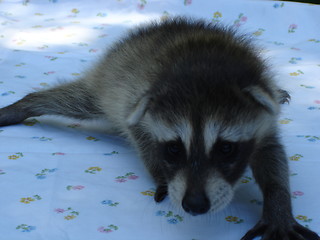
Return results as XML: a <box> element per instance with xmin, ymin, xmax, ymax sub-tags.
<box><xmin>154</xmin><ymin>185</ymin><xmax>168</xmax><ymax>202</ymax></box>
<box><xmin>241</xmin><ymin>219</ymin><xmax>320</xmax><ymax>240</ymax></box>
<box><xmin>278</xmin><ymin>89</ymin><xmax>291</xmax><ymax>104</ymax></box>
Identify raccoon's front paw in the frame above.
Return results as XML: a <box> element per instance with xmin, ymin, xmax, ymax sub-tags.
<box><xmin>154</xmin><ymin>185</ymin><xmax>168</xmax><ymax>203</ymax></box>
<box><xmin>241</xmin><ymin>219</ymin><xmax>320</xmax><ymax>240</ymax></box>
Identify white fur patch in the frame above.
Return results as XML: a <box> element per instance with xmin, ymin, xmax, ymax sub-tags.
<box><xmin>203</xmin><ymin>121</ymin><xmax>219</xmax><ymax>155</ymax></box>
<box><xmin>168</xmin><ymin>170</ymin><xmax>187</xmax><ymax>209</ymax></box>
<box><xmin>243</xmin><ymin>86</ymin><xmax>280</xmax><ymax>115</ymax></box>
<box><xmin>143</xmin><ymin>115</ymin><xmax>193</xmax><ymax>151</ymax></box>
<box><xmin>205</xmin><ymin>173</ymin><xmax>234</xmax><ymax>213</ymax></box>
<box><xmin>220</xmin><ymin>113</ymin><xmax>276</xmax><ymax>142</ymax></box>
<box><xmin>143</xmin><ymin>115</ymin><xmax>177</xmax><ymax>141</ymax></box>
<box><xmin>175</xmin><ymin>120</ymin><xmax>193</xmax><ymax>153</ymax></box>
<box><xmin>204</xmin><ymin>113</ymin><xmax>276</xmax><ymax>151</ymax></box>
<box><xmin>127</xmin><ymin>94</ymin><xmax>150</xmax><ymax>127</ymax></box>
<box><xmin>219</xmin><ymin>124</ymin><xmax>252</xmax><ymax>142</ymax></box>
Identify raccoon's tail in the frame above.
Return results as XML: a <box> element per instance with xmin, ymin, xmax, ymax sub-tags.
<box><xmin>0</xmin><ymin>80</ymin><xmax>104</xmax><ymax>126</ymax></box>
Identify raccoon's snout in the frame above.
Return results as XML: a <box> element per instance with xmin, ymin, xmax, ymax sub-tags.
<box><xmin>182</xmin><ymin>193</ymin><xmax>210</xmax><ymax>216</ymax></box>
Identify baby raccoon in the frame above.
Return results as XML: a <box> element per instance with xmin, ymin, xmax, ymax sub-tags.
<box><xmin>0</xmin><ymin>17</ymin><xmax>318</xmax><ymax>240</ymax></box>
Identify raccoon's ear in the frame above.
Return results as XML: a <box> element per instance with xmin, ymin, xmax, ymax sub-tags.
<box><xmin>243</xmin><ymin>86</ymin><xmax>279</xmax><ymax>115</ymax></box>
<box><xmin>127</xmin><ymin>94</ymin><xmax>151</xmax><ymax>127</ymax></box>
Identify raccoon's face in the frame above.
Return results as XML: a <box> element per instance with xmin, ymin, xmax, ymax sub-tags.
<box><xmin>127</xmin><ymin>80</ymin><xmax>279</xmax><ymax>216</ymax></box>
<box><xmin>146</xmin><ymin>114</ymin><xmax>258</xmax><ymax>215</ymax></box>
<box><xmin>161</xmin><ymin>135</ymin><xmax>255</xmax><ymax>215</ymax></box>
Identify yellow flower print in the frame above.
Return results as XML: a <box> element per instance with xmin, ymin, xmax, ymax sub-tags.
<box><xmin>71</xmin><ymin>8</ymin><xmax>79</xmax><ymax>14</ymax></box>
<box><xmin>290</xmin><ymin>72</ymin><xmax>299</xmax><ymax>76</ymax></box>
<box><xmin>252</xmin><ymin>28</ymin><xmax>265</xmax><ymax>37</ymax></box>
<box><xmin>295</xmin><ymin>215</ymin><xmax>312</xmax><ymax>223</ymax></box>
<box><xmin>226</xmin><ymin>216</ymin><xmax>238</xmax><ymax>222</ymax></box>
<box><xmin>8</xmin><ymin>152</ymin><xmax>23</xmax><ymax>160</ymax></box>
<box><xmin>290</xmin><ymin>70</ymin><xmax>304</xmax><ymax>76</ymax></box>
<box><xmin>88</xmin><ymin>167</ymin><xmax>101</xmax><ymax>171</ymax></box>
<box><xmin>213</xmin><ymin>11</ymin><xmax>222</xmax><ymax>23</ymax></box>
<box><xmin>86</xmin><ymin>136</ymin><xmax>99</xmax><ymax>141</ymax></box>
<box><xmin>20</xmin><ymin>198</ymin><xmax>35</xmax><ymax>204</ymax></box>
<box><xmin>85</xmin><ymin>167</ymin><xmax>102</xmax><ymax>174</ymax></box>
<box><xmin>20</xmin><ymin>195</ymin><xmax>41</xmax><ymax>204</ymax></box>
<box><xmin>289</xmin><ymin>154</ymin><xmax>303</xmax><ymax>161</ymax></box>
<box><xmin>296</xmin><ymin>215</ymin><xmax>307</xmax><ymax>221</ymax></box>
<box><xmin>279</xmin><ymin>118</ymin><xmax>293</xmax><ymax>124</ymax></box>
<box><xmin>214</xmin><ymin>11</ymin><xmax>222</xmax><ymax>18</ymax></box>
<box><xmin>141</xmin><ymin>189</ymin><xmax>155</xmax><ymax>196</ymax></box>
<box><xmin>225</xmin><ymin>216</ymin><xmax>244</xmax><ymax>224</ymax></box>
<box><xmin>64</xmin><ymin>215</ymin><xmax>76</xmax><ymax>220</ymax></box>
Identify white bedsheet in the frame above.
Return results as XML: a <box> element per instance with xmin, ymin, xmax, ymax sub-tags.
<box><xmin>0</xmin><ymin>0</ymin><xmax>319</xmax><ymax>239</ymax></box>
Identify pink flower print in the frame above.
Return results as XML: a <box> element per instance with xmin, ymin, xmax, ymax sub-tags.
<box><xmin>55</xmin><ymin>208</ymin><xmax>65</xmax><ymax>213</ymax></box>
<box><xmin>293</xmin><ymin>191</ymin><xmax>304</xmax><ymax>196</ymax></box>
<box><xmin>233</xmin><ymin>13</ymin><xmax>248</xmax><ymax>28</ymax></box>
<box><xmin>97</xmin><ymin>225</ymin><xmax>118</xmax><ymax>233</ymax></box>
<box><xmin>137</xmin><ymin>4</ymin><xmax>144</xmax><ymax>10</ymax></box>
<box><xmin>289</xmin><ymin>24</ymin><xmax>298</xmax><ymax>29</ymax></box>
<box><xmin>241</xmin><ymin>16</ymin><xmax>247</xmax><ymax>22</ymax></box>
<box><xmin>137</xmin><ymin>0</ymin><xmax>146</xmax><ymax>10</ymax></box>
<box><xmin>127</xmin><ymin>175</ymin><xmax>139</xmax><ymax>180</ymax></box>
<box><xmin>73</xmin><ymin>185</ymin><xmax>85</xmax><ymax>190</ymax></box>
<box><xmin>55</xmin><ymin>152</ymin><xmax>65</xmax><ymax>155</ymax></box>
<box><xmin>314</xmin><ymin>100</ymin><xmax>320</xmax><ymax>104</ymax></box>
<box><xmin>116</xmin><ymin>172</ymin><xmax>138</xmax><ymax>182</ymax></box>
<box><xmin>115</xmin><ymin>178</ymin><xmax>127</xmax><ymax>183</ymax></box>
<box><xmin>288</xmin><ymin>24</ymin><xmax>298</xmax><ymax>33</ymax></box>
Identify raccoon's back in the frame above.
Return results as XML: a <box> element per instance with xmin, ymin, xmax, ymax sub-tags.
<box><xmin>88</xmin><ymin>18</ymin><xmax>266</xmax><ymax>129</ymax></box>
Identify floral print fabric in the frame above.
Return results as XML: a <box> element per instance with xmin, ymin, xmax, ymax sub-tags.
<box><xmin>0</xmin><ymin>0</ymin><xmax>319</xmax><ymax>239</ymax></box>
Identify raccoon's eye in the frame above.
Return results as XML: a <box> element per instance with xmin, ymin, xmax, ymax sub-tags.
<box><xmin>167</xmin><ymin>142</ymin><xmax>182</xmax><ymax>155</ymax></box>
<box><xmin>163</xmin><ymin>140</ymin><xmax>185</xmax><ymax>165</ymax></box>
<box><xmin>218</xmin><ymin>141</ymin><xmax>236</xmax><ymax>155</ymax></box>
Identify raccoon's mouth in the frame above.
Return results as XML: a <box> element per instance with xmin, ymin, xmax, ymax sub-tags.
<box><xmin>165</xmin><ymin>172</ymin><xmax>234</xmax><ymax>216</ymax></box>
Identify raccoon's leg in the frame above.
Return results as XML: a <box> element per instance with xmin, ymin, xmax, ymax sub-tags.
<box><xmin>144</xmin><ymin>154</ymin><xmax>168</xmax><ymax>203</ymax></box>
<box><xmin>128</xmin><ymin>126</ymin><xmax>168</xmax><ymax>202</ymax></box>
<box><xmin>242</xmin><ymin>134</ymin><xmax>320</xmax><ymax>240</ymax></box>
<box><xmin>0</xmin><ymin>80</ymin><xmax>104</xmax><ymax>126</ymax></box>
<box><xmin>143</xmin><ymin>150</ymin><xmax>168</xmax><ymax>203</ymax></box>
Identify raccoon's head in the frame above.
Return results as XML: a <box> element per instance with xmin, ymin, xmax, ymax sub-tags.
<box><xmin>127</xmin><ymin>78</ymin><xmax>280</xmax><ymax>216</ymax></box>
<box><xmin>126</xmin><ymin>52</ymin><xmax>281</xmax><ymax>215</ymax></box>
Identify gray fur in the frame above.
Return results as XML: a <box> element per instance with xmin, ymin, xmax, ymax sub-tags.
<box><xmin>0</xmin><ymin>17</ymin><xmax>318</xmax><ymax>240</ymax></box>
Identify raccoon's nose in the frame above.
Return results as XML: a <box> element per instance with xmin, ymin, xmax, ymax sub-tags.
<box><xmin>182</xmin><ymin>193</ymin><xmax>210</xmax><ymax>216</ymax></box>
